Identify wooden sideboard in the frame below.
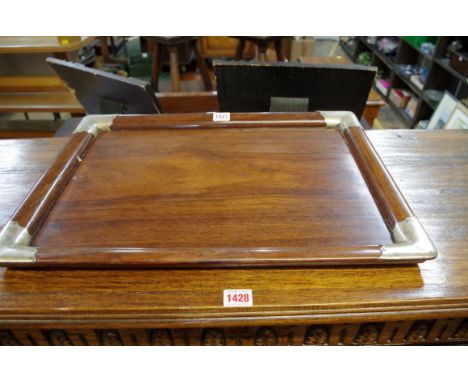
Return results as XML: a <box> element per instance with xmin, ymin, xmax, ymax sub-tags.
<box><xmin>0</xmin><ymin>128</ymin><xmax>467</xmax><ymax>345</ymax></box>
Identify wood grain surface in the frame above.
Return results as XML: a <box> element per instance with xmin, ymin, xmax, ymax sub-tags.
<box><xmin>0</xmin><ymin>36</ymin><xmax>95</xmax><ymax>53</ymax></box>
<box><xmin>33</xmin><ymin>128</ymin><xmax>391</xmax><ymax>251</ymax></box>
<box><xmin>0</xmin><ymin>130</ymin><xmax>467</xmax><ymax>343</ymax></box>
<box><xmin>12</xmin><ymin>132</ymin><xmax>94</xmax><ymax>237</ymax></box>
<box><xmin>0</xmin><ymin>92</ymin><xmax>83</xmax><ymax>113</ymax></box>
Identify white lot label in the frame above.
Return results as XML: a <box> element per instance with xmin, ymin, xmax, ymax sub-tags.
<box><xmin>213</xmin><ymin>112</ymin><xmax>230</xmax><ymax>122</ymax></box>
<box><xmin>223</xmin><ymin>289</ymin><xmax>253</xmax><ymax>307</ymax></box>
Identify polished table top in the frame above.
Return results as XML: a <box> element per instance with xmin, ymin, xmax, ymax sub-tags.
<box><xmin>0</xmin><ymin>129</ymin><xmax>467</xmax><ymax>328</ymax></box>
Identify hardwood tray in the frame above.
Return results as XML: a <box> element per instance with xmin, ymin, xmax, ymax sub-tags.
<box><xmin>0</xmin><ymin>112</ymin><xmax>437</xmax><ymax>268</ymax></box>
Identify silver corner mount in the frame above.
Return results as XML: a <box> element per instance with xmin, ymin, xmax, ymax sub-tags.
<box><xmin>381</xmin><ymin>217</ymin><xmax>437</xmax><ymax>261</ymax></box>
<box><xmin>73</xmin><ymin>114</ymin><xmax>117</xmax><ymax>137</ymax></box>
<box><xmin>319</xmin><ymin>111</ymin><xmax>361</xmax><ymax>131</ymax></box>
<box><xmin>0</xmin><ymin>221</ymin><xmax>37</xmax><ymax>263</ymax></box>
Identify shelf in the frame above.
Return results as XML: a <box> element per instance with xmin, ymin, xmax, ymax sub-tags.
<box><xmin>340</xmin><ymin>41</ymin><xmax>355</xmax><ymax>60</ymax></box>
<box><xmin>393</xmin><ymin>70</ymin><xmax>424</xmax><ymax>95</ymax></box>
<box><xmin>422</xmin><ymin>93</ymin><xmax>439</xmax><ymax>110</ymax></box>
<box><xmin>372</xmin><ymin>49</ymin><xmax>396</xmax><ymax>70</ymax></box>
<box><xmin>399</xmin><ymin>38</ymin><xmax>435</xmax><ymax>61</ymax></box>
<box><xmin>373</xmin><ymin>83</ymin><xmax>389</xmax><ymax>100</ymax></box>
<box><xmin>417</xmin><ymin>49</ymin><xmax>435</xmax><ymax>61</ymax></box>
<box><xmin>388</xmin><ymin>98</ymin><xmax>414</xmax><ymax>127</ymax></box>
<box><xmin>359</xmin><ymin>37</ymin><xmax>376</xmax><ymax>51</ymax></box>
<box><xmin>341</xmin><ymin>36</ymin><xmax>466</xmax><ymax>129</ymax></box>
<box><xmin>435</xmin><ymin>58</ymin><xmax>468</xmax><ymax>84</ymax></box>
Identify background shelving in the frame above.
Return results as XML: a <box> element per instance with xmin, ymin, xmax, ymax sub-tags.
<box><xmin>340</xmin><ymin>36</ymin><xmax>468</xmax><ymax>128</ymax></box>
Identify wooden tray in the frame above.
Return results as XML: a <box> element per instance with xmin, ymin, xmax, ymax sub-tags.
<box><xmin>0</xmin><ymin>112</ymin><xmax>437</xmax><ymax>268</ymax></box>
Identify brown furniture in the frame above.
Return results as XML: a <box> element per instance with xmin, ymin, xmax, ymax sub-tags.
<box><xmin>0</xmin><ymin>92</ymin><xmax>83</xmax><ymax>114</ymax></box>
<box><xmin>234</xmin><ymin>36</ymin><xmax>285</xmax><ymax>62</ymax></box>
<box><xmin>144</xmin><ymin>37</ymin><xmax>212</xmax><ymax>92</ymax></box>
<box><xmin>97</xmin><ymin>37</ymin><xmax>128</xmax><ymax>65</ymax></box>
<box><xmin>0</xmin><ymin>120</ymin><xmax>63</xmax><ymax>139</ymax></box>
<box><xmin>0</xmin><ymin>112</ymin><xmax>436</xmax><ymax>268</ymax></box>
<box><xmin>0</xmin><ymin>37</ymin><xmax>95</xmax><ymax>124</ymax></box>
<box><xmin>200</xmin><ymin>37</ymin><xmax>255</xmax><ymax>59</ymax></box>
<box><xmin>0</xmin><ymin>86</ymin><xmax>383</xmax><ymax>138</ymax></box>
<box><xmin>157</xmin><ymin>91</ymin><xmax>219</xmax><ymax>113</ymax></box>
<box><xmin>0</xmin><ymin>119</ymin><xmax>467</xmax><ymax>345</ymax></box>
<box><xmin>0</xmin><ymin>92</ymin><xmax>217</xmax><ymax>140</ymax></box>
<box><xmin>0</xmin><ymin>36</ymin><xmax>95</xmax><ymax>56</ymax></box>
<box><xmin>0</xmin><ymin>91</ymin><xmax>218</xmax><ymax>115</ymax></box>
<box><xmin>0</xmin><ymin>75</ymin><xmax>83</xmax><ymax>116</ymax></box>
<box><xmin>298</xmin><ymin>55</ymin><xmax>386</xmax><ymax>127</ymax></box>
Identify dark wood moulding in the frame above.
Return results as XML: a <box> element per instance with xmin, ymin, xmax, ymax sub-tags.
<box><xmin>33</xmin><ymin>246</ymin><xmax>383</xmax><ymax>267</ymax></box>
<box><xmin>111</xmin><ymin>112</ymin><xmax>327</xmax><ymax>130</ymax></box>
<box><xmin>0</xmin><ymin>112</ymin><xmax>434</xmax><ymax>268</ymax></box>
<box><xmin>343</xmin><ymin>125</ymin><xmax>413</xmax><ymax>230</ymax></box>
<box><xmin>10</xmin><ymin>131</ymin><xmax>95</xmax><ymax>238</ymax></box>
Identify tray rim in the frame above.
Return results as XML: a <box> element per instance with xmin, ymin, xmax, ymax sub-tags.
<box><xmin>0</xmin><ymin>111</ymin><xmax>437</xmax><ymax>267</ymax></box>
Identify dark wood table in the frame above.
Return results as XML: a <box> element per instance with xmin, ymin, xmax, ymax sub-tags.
<box><xmin>0</xmin><ymin>129</ymin><xmax>467</xmax><ymax>345</ymax></box>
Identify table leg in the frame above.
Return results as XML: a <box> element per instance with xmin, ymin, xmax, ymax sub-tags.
<box><xmin>193</xmin><ymin>39</ymin><xmax>212</xmax><ymax>91</ymax></box>
<box><xmin>150</xmin><ymin>42</ymin><xmax>161</xmax><ymax>91</ymax></box>
<box><xmin>258</xmin><ymin>43</ymin><xmax>268</xmax><ymax>62</ymax></box>
<box><xmin>275</xmin><ymin>39</ymin><xmax>285</xmax><ymax>61</ymax></box>
<box><xmin>234</xmin><ymin>39</ymin><xmax>246</xmax><ymax>60</ymax></box>
<box><xmin>99</xmin><ymin>36</ymin><xmax>128</xmax><ymax>65</ymax></box>
<box><xmin>168</xmin><ymin>45</ymin><xmax>181</xmax><ymax>92</ymax></box>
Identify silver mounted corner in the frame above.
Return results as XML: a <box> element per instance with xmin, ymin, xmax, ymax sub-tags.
<box><xmin>73</xmin><ymin>114</ymin><xmax>117</xmax><ymax>137</ymax></box>
<box><xmin>0</xmin><ymin>221</ymin><xmax>32</xmax><ymax>245</ymax></box>
<box><xmin>380</xmin><ymin>217</ymin><xmax>437</xmax><ymax>261</ymax></box>
<box><xmin>319</xmin><ymin>111</ymin><xmax>361</xmax><ymax>131</ymax></box>
<box><xmin>0</xmin><ymin>245</ymin><xmax>37</xmax><ymax>263</ymax></box>
<box><xmin>0</xmin><ymin>221</ymin><xmax>37</xmax><ymax>263</ymax></box>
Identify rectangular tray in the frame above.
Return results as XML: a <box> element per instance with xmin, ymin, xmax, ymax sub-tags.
<box><xmin>0</xmin><ymin>111</ymin><xmax>437</xmax><ymax>267</ymax></box>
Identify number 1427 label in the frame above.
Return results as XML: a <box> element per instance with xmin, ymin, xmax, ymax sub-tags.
<box><xmin>223</xmin><ymin>289</ymin><xmax>253</xmax><ymax>307</ymax></box>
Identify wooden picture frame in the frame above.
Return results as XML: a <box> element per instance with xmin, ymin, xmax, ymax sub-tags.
<box><xmin>0</xmin><ymin>112</ymin><xmax>437</xmax><ymax>268</ymax></box>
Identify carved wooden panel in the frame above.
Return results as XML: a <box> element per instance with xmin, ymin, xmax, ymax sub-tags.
<box><xmin>1</xmin><ymin>318</ymin><xmax>466</xmax><ymax>346</ymax></box>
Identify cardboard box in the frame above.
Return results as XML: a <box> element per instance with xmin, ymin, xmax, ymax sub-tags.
<box><xmin>389</xmin><ymin>88</ymin><xmax>412</xmax><ymax>108</ymax></box>
<box><xmin>405</xmin><ymin>96</ymin><xmax>419</xmax><ymax>118</ymax></box>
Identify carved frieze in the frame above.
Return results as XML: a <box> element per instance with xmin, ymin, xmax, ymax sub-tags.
<box><xmin>304</xmin><ymin>326</ymin><xmax>329</xmax><ymax>346</ymax></box>
<box><xmin>150</xmin><ymin>330</ymin><xmax>174</xmax><ymax>346</ymax></box>
<box><xmin>255</xmin><ymin>327</ymin><xmax>278</xmax><ymax>346</ymax></box>
<box><xmin>202</xmin><ymin>329</ymin><xmax>226</xmax><ymax>346</ymax></box>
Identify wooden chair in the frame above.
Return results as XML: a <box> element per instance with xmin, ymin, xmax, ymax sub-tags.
<box><xmin>233</xmin><ymin>37</ymin><xmax>285</xmax><ymax>62</ymax></box>
<box><xmin>143</xmin><ymin>37</ymin><xmax>212</xmax><ymax>92</ymax></box>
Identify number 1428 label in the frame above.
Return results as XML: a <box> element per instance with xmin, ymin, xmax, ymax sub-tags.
<box><xmin>223</xmin><ymin>289</ymin><xmax>253</xmax><ymax>307</ymax></box>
